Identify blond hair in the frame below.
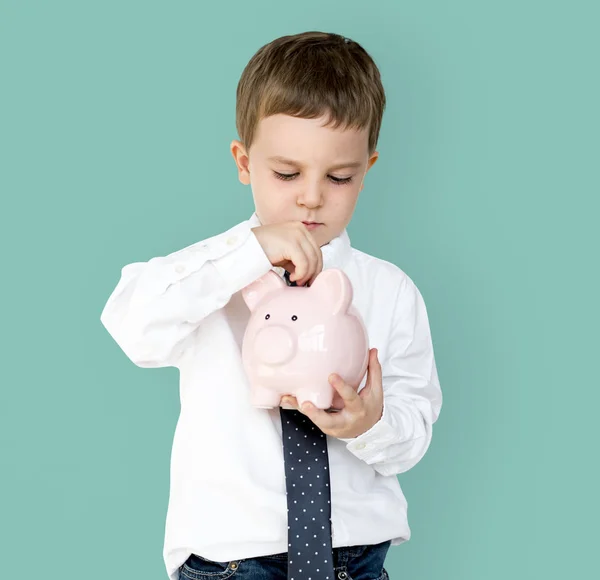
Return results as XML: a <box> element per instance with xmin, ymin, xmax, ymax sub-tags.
<box><xmin>236</xmin><ymin>31</ymin><xmax>386</xmax><ymax>155</ymax></box>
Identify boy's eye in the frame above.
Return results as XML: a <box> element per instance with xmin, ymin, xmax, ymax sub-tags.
<box><xmin>273</xmin><ymin>171</ymin><xmax>298</xmax><ymax>181</ymax></box>
<box><xmin>329</xmin><ymin>175</ymin><xmax>353</xmax><ymax>185</ymax></box>
<box><xmin>273</xmin><ymin>171</ymin><xmax>353</xmax><ymax>185</ymax></box>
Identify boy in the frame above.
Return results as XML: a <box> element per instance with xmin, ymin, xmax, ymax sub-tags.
<box><xmin>101</xmin><ymin>31</ymin><xmax>442</xmax><ymax>580</ymax></box>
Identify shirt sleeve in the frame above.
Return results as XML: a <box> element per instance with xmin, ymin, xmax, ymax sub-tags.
<box><xmin>100</xmin><ymin>219</ymin><xmax>273</xmax><ymax>369</ymax></box>
<box><xmin>338</xmin><ymin>275</ymin><xmax>443</xmax><ymax>476</ymax></box>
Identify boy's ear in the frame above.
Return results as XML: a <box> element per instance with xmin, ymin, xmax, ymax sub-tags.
<box><xmin>360</xmin><ymin>151</ymin><xmax>379</xmax><ymax>192</ymax></box>
<box><xmin>242</xmin><ymin>271</ymin><xmax>286</xmax><ymax>311</ymax></box>
<box><xmin>230</xmin><ymin>140</ymin><xmax>251</xmax><ymax>185</ymax></box>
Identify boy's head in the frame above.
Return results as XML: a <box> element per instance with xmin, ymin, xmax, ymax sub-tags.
<box><xmin>231</xmin><ymin>31</ymin><xmax>386</xmax><ymax>248</ymax></box>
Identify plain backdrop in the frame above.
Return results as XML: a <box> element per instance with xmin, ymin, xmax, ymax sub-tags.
<box><xmin>1</xmin><ymin>1</ymin><xmax>598</xmax><ymax>578</ymax></box>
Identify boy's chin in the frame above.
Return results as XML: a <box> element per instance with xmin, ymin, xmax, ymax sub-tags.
<box><xmin>302</xmin><ymin>223</ymin><xmax>328</xmax><ymax>241</ymax></box>
<box><xmin>314</xmin><ymin>227</ymin><xmax>339</xmax><ymax>247</ymax></box>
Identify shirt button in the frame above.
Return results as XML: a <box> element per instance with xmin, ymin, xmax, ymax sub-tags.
<box><xmin>226</xmin><ymin>236</ymin><xmax>238</xmax><ymax>245</ymax></box>
<box><xmin>356</xmin><ymin>443</ymin><xmax>366</xmax><ymax>450</ymax></box>
<box><xmin>174</xmin><ymin>264</ymin><xmax>185</xmax><ymax>274</ymax></box>
<box><xmin>338</xmin><ymin>572</ymin><xmax>348</xmax><ymax>580</ymax></box>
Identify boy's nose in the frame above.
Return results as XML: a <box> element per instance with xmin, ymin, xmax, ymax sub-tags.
<box><xmin>297</xmin><ymin>185</ymin><xmax>323</xmax><ymax>208</ymax></box>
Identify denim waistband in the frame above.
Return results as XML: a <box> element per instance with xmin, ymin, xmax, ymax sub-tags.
<box><xmin>259</xmin><ymin>539</ymin><xmax>391</xmax><ymax>568</ymax></box>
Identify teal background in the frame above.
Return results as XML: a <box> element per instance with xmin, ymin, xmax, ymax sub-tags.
<box><xmin>1</xmin><ymin>0</ymin><xmax>598</xmax><ymax>578</ymax></box>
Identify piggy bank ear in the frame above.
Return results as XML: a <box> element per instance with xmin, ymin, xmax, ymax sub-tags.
<box><xmin>309</xmin><ymin>269</ymin><xmax>353</xmax><ymax>315</ymax></box>
<box><xmin>242</xmin><ymin>270</ymin><xmax>286</xmax><ymax>311</ymax></box>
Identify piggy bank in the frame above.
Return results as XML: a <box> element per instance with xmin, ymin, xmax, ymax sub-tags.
<box><xmin>241</xmin><ymin>268</ymin><xmax>369</xmax><ymax>410</ymax></box>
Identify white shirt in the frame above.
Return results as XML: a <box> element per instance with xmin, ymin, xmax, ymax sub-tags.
<box><xmin>100</xmin><ymin>212</ymin><xmax>443</xmax><ymax>580</ymax></box>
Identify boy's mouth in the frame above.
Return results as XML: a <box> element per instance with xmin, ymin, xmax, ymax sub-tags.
<box><xmin>302</xmin><ymin>221</ymin><xmax>323</xmax><ymax>230</ymax></box>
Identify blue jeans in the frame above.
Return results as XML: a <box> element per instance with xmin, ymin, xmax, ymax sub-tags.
<box><xmin>180</xmin><ymin>540</ymin><xmax>391</xmax><ymax>579</ymax></box>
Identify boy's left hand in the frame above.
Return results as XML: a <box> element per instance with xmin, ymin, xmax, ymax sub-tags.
<box><xmin>281</xmin><ymin>348</ymin><xmax>384</xmax><ymax>439</ymax></box>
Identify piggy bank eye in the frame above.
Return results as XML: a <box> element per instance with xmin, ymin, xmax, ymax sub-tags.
<box><xmin>265</xmin><ymin>314</ymin><xmax>270</xmax><ymax>320</ymax></box>
<box><xmin>291</xmin><ymin>315</ymin><xmax>298</xmax><ymax>321</ymax></box>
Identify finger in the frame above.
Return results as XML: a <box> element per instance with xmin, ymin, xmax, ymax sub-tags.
<box><xmin>299</xmin><ymin>400</ymin><xmax>341</xmax><ymax>431</ymax></box>
<box><xmin>295</xmin><ymin>237</ymin><xmax>319</xmax><ymax>286</ymax></box>
<box><xmin>278</xmin><ymin>259</ymin><xmax>295</xmax><ymax>274</ymax></box>
<box><xmin>360</xmin><ymin>349</ymin><xmax>376</xmax><ymax>396</ymax></box>
<box><xmin>361</xmin><ymin>349</ymin><xmax>383</xmax><ymax>402</ymax></box>
<box><xmin>329</xmin><ymin>374</ymin><xmax>362</xmax><ymax>412</ymax></box>
<box><xmin>280</xmin><ymin>395</ymin><xmax>298</xmax><ymax>410</ymax></box>
<box><xmin>303</xmin><ymin>230</ymin><xmax>323</xmax><ymax>286</ymax></box>
<box><xmin>303</xmin><ymin>231</ymin><xmax>322</xmax><ymax>286</ymax></box>
<box><xmin>311</xmin><ymin>249</ymin><xmax>323</xmax><ymax>286</ymax></box>
<box><xmin>288</xmin><ymin>226</ymin><xmax>314</xmax><ymax>284</ymax></box>
<box><xmin>358</xmin><ymin>382</ymin><xmax>372</xmax><ymax>400</ymax></box>
<box><xmin>289</xmin><ymin>245</ymin><xmax>310</xmax><ymax>284</ymax></box>
<box><xmin>369</xmin><ymin>348</ymin><xmax>383</xmax><ymax>389</ymax></box>
<box><xmin>298</xmin><ymin>237</ymin><xmax>317</xmax><ymax>286</ymax></box>
<box><xmin>287</xmin><ymin>395</ymin><xmax>299</xmax><ymax>407</ymax></box>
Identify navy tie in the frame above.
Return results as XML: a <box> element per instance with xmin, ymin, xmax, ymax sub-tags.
<box><xmin>280</xmin><ymin>270</ymin><xmax>335</xmax><ymax>580</ymax></box>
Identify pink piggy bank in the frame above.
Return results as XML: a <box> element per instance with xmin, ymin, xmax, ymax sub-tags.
<box><xmin>241</xmin><ymin>268</ymin><xmax>369</xmax><ymax>410</ymax></box>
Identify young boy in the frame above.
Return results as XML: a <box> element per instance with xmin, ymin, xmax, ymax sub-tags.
<box><xmin>101</xmin><ymin>31</ymin><xmax>442</xmax><ymax>580</ymax></box>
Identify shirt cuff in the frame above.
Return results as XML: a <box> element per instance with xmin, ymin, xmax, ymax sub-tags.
<box><xmin>338</xmin><ymin>400</ymin><xmax>399</xmax><ymax>462</ymax></box>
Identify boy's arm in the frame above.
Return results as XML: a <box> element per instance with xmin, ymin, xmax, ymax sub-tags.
<box><xmin>100</xmin><ymin>219</ymin><xmax>273</xmax><ymax>368</ymax></box>
<box><xmin>339</xmin><ymin>275</ymin><xmax>443</xmax><ymax>476</ymax></box>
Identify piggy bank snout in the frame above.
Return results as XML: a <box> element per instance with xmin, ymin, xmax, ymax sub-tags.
<box><xmin>253</xmin><ymin>325</ymin><xmax>297</xmax><ymax>365</ymax></box>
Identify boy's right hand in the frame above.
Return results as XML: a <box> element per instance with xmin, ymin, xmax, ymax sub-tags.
<box><xmin>251</xmin><ymin>221</ymin><xmax>323</xmax><ymax>287</ymax></box>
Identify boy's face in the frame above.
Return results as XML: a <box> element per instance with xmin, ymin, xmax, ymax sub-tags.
<box><xmin>231</xmin><ymin>114</ymin><xmax>378</xmax><ymax>248</ymax></box>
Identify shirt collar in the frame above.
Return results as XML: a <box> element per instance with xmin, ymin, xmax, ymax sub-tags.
<box><xmin>247</xmin><ymin>212</ymin><xmax>352</xmax><ymax>271</ymax></box>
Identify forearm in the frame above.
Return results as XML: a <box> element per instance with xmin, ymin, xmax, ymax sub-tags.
<box><xmin>100</xmin><ymin>219</ymin><xmax>272</xmax><ymax>368</ymax></box>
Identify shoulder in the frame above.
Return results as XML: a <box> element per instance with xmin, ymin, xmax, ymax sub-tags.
<box><xmin>349</xmin><ymin>246</ymin><xmax>418</xmax><ymax>299</ymax></box>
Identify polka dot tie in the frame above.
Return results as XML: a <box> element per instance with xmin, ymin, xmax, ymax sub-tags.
<box><xmin>280</xmin><ymin>271</ymin><xmax>335</xmax><ymax>580</ymax></box>
<box><xmin>280</xmin><ymin>408</ymin><xmax>335</xmax><ymax>580</ymax></box>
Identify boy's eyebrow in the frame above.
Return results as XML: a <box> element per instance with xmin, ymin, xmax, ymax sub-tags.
<box><xmin>268</xmin><ymin>156</ymin><xmax>362</xmax><ymax>171</ymax></box>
